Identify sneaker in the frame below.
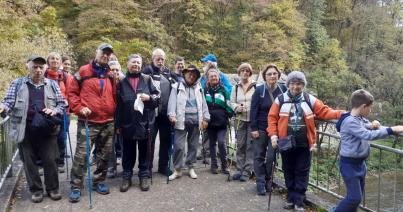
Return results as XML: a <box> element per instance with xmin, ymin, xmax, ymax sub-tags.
<box><xmin>119</xmin><ymin>178</ymin><xmax>132</xmax><ymax>192</ymax></box>
<box><xmin>283</xmin><ymin>201</ymin><xmax>294</xmax><ymax>210</ymax></box>
<box><xmin>47</xmin><ymin>190</ymin><xmax>62</xmax><ymax>201</ymax></box>
<box><xmin>294</xmin><ymin>205</ymin><xmax>305</xmax><ymax>212</ymax></box>
<box><xmin>257</xmin><ymin>183</ymin><xmax>266</xmax><ymax>196</ymax></box>
<box><xmin>69</xmin><ymin>189</ymin><xmax>81</xmax><ymax>203</ymax></box>
<box><xmin>196</xmin><ymin>155</ymin><xmax>203</xmax><ymax>160</ymax></box>
<box><xmin>188</xmin><ymin>168</ymin><xmax>197</xmax><ymax>179</ymax></box>
<box><xmin>31</xmin><ymin>191</ymin><xmax>43</xmax><ymax>203</ymax></box>
<box><xmin>140</xmin><ymin>178</ymin><xmax>150</xmax><ymax>191</ymax></box>
<box><xmin>58</xmin><ymin>164</ymin><xmax>65</xmax><ymax>173</ymax></box>
<box><xmin>94</xmin><ymin>183</ymin><xmax>110</xmax><ymax>195</ymax></box>
<box><xmin>232</xmin><ymin>172</ymin><xmax>241</xmax><ymax>181</ymax></box>
<box><xmin>239</xmin><ymin>175</ymin><xmax>249</xmax><ymax>182</ymax></box>
<box><xmin>211</xmin><ymin>167</ymin><xmax>218</xmax><ymax>174</ymax></box>
<box><xmin>116</xmin><ymin>157</ymin><xmax>122</xmax><ymax>165</ymax></box>
<box><xmin>106</xmin><ymin>167</ymin><xmax>117</xmax><ymax>179</ymax></box>
<box><xmin>38</xmin><ymin>167</ymin><xmax>44</xmax><ymax>176</ymax></box>
<box><xmin>168</xmin><ymin>169</ymin><xmax>182</xmax><ymax>181</ymax></box>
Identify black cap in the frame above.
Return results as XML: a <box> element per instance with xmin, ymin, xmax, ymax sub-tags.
<box><xmin>97</xmin><ymin>43</ymin><xmax>113</xmax><ymax>52</ymax></box>
<box><xmin>27</xmin><ymin>56</ymin><xmax>46</xmax><ymax>64</ymax></box>
<box><xmin>182</xmin><ymin>65</ymin><xmax>201</xmax><ymax>79</ymax></box>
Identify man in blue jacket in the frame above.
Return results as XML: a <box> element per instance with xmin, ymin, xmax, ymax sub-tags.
<box><xmin>199</xmin><ymin>54</ymin><xmax>232</xmax><ymax>92</ymax></box>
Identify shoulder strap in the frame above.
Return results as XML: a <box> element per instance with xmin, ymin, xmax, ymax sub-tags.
<box><xmin>235</xmin><ymin>84</ymin><xmax>239</xmax><ymax>102</ymax></box>
<box><xmin>303</xmin><ymin>92</ymin><xmax>313</xmax><ymax>111</ymax></box>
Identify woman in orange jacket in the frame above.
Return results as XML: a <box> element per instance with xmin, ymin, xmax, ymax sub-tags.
<box><xmin>267</xmin><ymin>71</ymin><xmax>343</xmax><ymax>211</ymax></box>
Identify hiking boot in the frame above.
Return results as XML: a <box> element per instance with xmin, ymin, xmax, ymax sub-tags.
<box><xmin>140</xmin><ymin>178</ymin><xmax>150</xmax><ymax>191</ymax></box>
<box><xmin>94</xmin><ymin>183</ymin><xmax>110</xmax><ymax>195</ymax></box>
<box><xmin>295</xmin><ymin>204</ymin><xmax>305</xmax><ymax>212</ymax></box>
<box><xmin>69</xmin><ymin>189</ymin><xmax>81</xmax><ymax>203</ymax></box>
<box><xmin>120</xmin><ymin>178</ymin><xmax>132</xmax><ymax>192</ymax></box>
<box><xmin>283</xmin><ymin>201</ymin><xmax>294</xmax><ymax>210</ymax></box>
<box><xmin>31</xmin><ymin>191</ymin><xmax>43</xmax><ymax>203</ymax></box>
<box><xmin>211</xmin><ymin>167</ymin><xmax>218</xmax><ymax>174</ymax></box>
<box><xmin>169</xmin><ymin>169</ymin><xmax>182</xmax><ymax>181</ymax></box>
<box><xmin>239</xmin><ymin>175</ymin><xmax>249</xmax><ymax>182</ymax></box>
<box><xmin>257</xmin><ymin>183</ymin><xmax>266</xmax><ymax>196</ymax></box>
<box><xmin>221</xmin><ymin>168</ymin><xmax>230</xmax><ymax>175</ymax></box>
<box><xmin>188</xmin><ymin>168</ymin><xmax>197</xmax><ymax>179</ymax></box>
<box><xmin>232</xmin><ymin>172</ymin><xmax>241</xmax><ymax>181</ymax></box>
<box><xmin>47</xmin><ymin>190</ymin><xmax>61</xmax><ymax>201</ymax></box>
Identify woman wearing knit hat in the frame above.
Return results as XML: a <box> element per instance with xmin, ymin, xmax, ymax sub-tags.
<box><xmin>229</xmin><ymin>63</ymin><xmax>256</xmax><ymax>182</ymax></box>
<box><xmin>250</xmin><ymin>64</ymin><xmax>287</xmax><ymax>195</ymax></box>
<box><xmin>204</xmin><ymin>66</ymin><xmax>234</xmax><ymax>174</ymax></box>
<box><xmin>267</xmin><ymin>71</ymin><xmax>344</xmax><ymax>211</ymax></box>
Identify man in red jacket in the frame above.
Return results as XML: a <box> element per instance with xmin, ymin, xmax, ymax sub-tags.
<box><xmin>68</xmin><ymin>43</ymin><xmax>116</xmax><ymax>203</ymax></box>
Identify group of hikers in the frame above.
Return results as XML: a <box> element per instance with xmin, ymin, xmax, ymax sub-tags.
<box><xmin>1</xmin><ymin>43</ymin><xmax>402</xmax><ymax>212</ymax></box>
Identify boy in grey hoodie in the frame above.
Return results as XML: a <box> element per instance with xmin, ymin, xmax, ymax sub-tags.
<box><xmin>334</xmin><ymin>89</ymin><xmax>403</xmax><ymax>212</ymax></box>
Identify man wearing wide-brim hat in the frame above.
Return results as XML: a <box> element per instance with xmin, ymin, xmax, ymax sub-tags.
<box><xmin>167</xmin><ymin>65</ymin><xmax>210</xmax><ymax>180</ymax></box>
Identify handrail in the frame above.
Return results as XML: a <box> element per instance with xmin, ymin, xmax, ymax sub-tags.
<box><xmin>311</xmin><ymin>120</ymin><xmax>402</xmax><ymax>212</ymax></box>
<box><xmin>0</xmin><ymin>115</ymin><xmax>18</xmax><ymax>191</ymax></box>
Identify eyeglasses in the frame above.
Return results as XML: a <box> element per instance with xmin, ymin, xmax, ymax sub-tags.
<box><xmin>266</xmin><ymin>72</ymin><xmax>278</xmax><ymax>76</ymax></box>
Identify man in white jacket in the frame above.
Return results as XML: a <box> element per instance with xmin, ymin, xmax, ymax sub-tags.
<box><xmin>167</xmin><ymin>65</ymin><xmax>210</xmax><ymax>180</ymax></box>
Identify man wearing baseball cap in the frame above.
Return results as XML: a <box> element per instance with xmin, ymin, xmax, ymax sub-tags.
<box><xmin>68</xmin><ymin>43</ymin><xmax>116</xmax><ymax>202</ymax></box>
<box><xmin>0</xmin><ymin>55</ymin><xmax>66</xmax><ymax>203</ymax></box>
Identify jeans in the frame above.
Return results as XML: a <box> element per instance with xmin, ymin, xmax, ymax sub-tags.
<box><xmin>334</xmin><ymin>157</ymin><xmax>366</xmax><ymax>212</ymax></box>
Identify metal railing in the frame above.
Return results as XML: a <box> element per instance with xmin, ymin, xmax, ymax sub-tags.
<box><xmin>310</xmin><ymin>120</ymin><xmax>402</xmax><ymax>212</ymax></box>
<box><xmin>0</xmin><ymin>116</ymin><xmax>18</xmax><ymax>190</ymax></box>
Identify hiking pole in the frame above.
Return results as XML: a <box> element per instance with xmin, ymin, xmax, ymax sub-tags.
<box><xmin>201</xmin><ymin>130</ymin><xmax>207</xmax><ymax>168</ymax></box>
<box><xmin>267</xmin><ymin>149</ymin><xmax>278</xmax><ymax>211</ymax></box>
<box><xmin>64</xmin><ymin>112</ymin><xmax>74</xmax><ymax>162</ymax></box>
<box><xmin>147</xmin><ymin>111</ymin><xmax>153</xmax><ymax>185</ymax></box>
<box><xmin>84</xmin><ymin>119</ymin><xmax>93</xmax><ymax>209</ymax></box>
<box><xmin>167</xmin><ymin>124</ymin><xmax>175</xmax><ymax>184</ymax></box>
<box><xmin>227</xmin><ymin>122</ymin><xmax>233</xmax><ymax>182</ymax></box>
<box><xmin>63</xmin><ymin>109</ymin><xmax>69</xmax><ymax>179</ymax></box>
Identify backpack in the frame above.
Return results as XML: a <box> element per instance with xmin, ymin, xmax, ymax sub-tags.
<box><xmin>277</xmin><ymin>92</ymin><xmax>313</xmax><ymax>111</ymax></box>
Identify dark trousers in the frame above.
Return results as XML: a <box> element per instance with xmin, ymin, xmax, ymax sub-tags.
<box><xmin>56</xmin><ymin>114</ymin><xmax>70</xmax><ymax>165</ymax></box>
<box><xmin>151</xmin><ymin>115</ymin><xmax>171</xmax><ymax>172</ymax></box>
<box><xmin>253</xmin><ymin>130</ymin><xmax>275</xmax><ymax>186</ymax></box>
<box><xmin>281</xmin><ymin>147</ymin><xmax>311</xmax><ymax>206</ymax></box>
<box><xmin>334</xmin><ymin>157</ymin><xmax>366</xmax><ymax>212</ymax></box>
<box><xmin>208</xmin><ymin>128</ymin><xmax>227</xmax><ymax>169</ymax></box>
<box><xmin>122</xmin><ymin>138</ymin><xmax>150</xmax><ymax>179</ymax></box>
<box><xmin>22</xmin><ymin>123</ymin><xmax>59</xmax><ymax>193</ymax></box>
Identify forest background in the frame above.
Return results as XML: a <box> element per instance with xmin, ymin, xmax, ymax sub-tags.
<box><xmin>0</xmin><ymin>0</ymin><xmax>402</xmax><ymax>125</ymax></box>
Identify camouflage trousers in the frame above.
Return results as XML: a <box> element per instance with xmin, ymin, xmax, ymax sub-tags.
<box><xmin>70</xmin><ymin>121</ymin><xmax>114</xmax><ymax>189</ymax></box>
